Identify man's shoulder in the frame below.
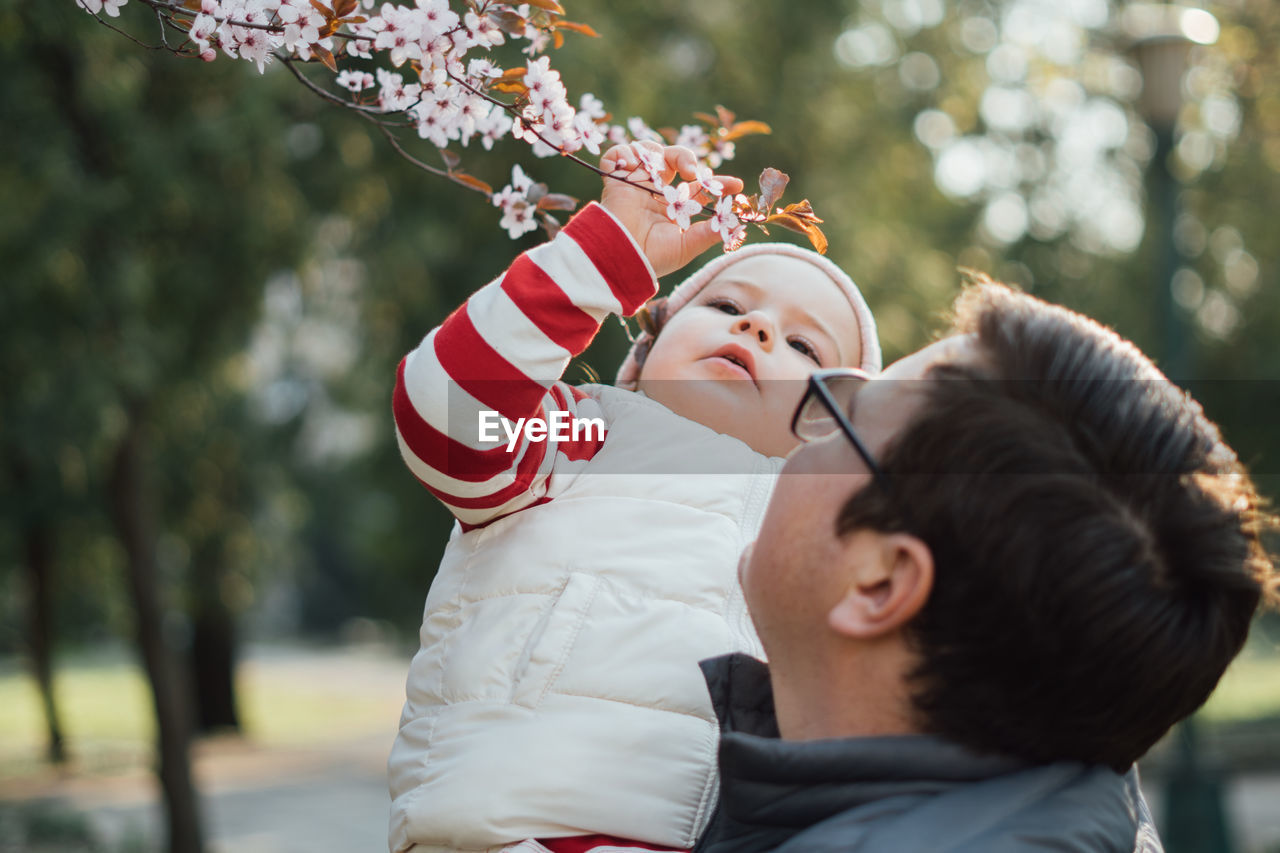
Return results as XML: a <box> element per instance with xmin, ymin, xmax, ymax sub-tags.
<box><xmin>778</xmin><ymin>761</ymin><xmax>1144</xmax><ymax>853</ymax></box>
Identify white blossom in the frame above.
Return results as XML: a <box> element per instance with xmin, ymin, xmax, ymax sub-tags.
<box><xmin>662</xmin><ymin>182</ymin><xmax>700</xmax><ymax>231</ymax></box>
<box><xmin>336</xmin><ymin>69</ymin><xmax>375</xmax><ymax>93</ymax></box>
<box><xmin>77</xmin><ymin>0</ymin><xmax>128</xmax><ymax>17</ymax></box>
<box><xmin>711</xmin><ymin>194</ymin><xmax>746</xmax><ymax>250</ymax></box>
<box><xmin>694</xmin><ymin>164</ymin><xmax>725</xmax><ymax>198</ymax></box>
<box><xmin>675</xmin><ymin>124</ymin><xmax>710</xmax><ymax>151</ymax></box>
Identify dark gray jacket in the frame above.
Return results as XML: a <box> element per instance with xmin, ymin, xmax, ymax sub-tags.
<box><xmin>693</xmin><ymin>655</ymin><xmax>1163</xmax><ymax>853</ymax></box>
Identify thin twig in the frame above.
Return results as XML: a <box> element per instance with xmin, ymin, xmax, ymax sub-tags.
<box><xmin>446</xmin><ymin>71</ymin><xmax>660</xmax><ymax>194</ymax></box>
<box><xmin>84</xmin><ymin>8</ymin><xmax>169</xmax><ymax>50</ymax></box>
<box><xmin>447</xmin><ymin>71</ymin><xmax>727</xmax><ymax>216</ymax></box>
<box><xmin>279</xmin><ymin>55</ymin><xmax>397</xmax><ymax>114</ymax></box>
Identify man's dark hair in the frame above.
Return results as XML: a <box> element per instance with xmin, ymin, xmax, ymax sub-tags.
<box><xmin>838</xmin><ymin>281</ymin><xmax>1279</xmax><ymax>772</ymax></box>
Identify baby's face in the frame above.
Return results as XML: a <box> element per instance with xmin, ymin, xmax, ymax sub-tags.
<box><xmin>637</xmin><ymin>254</ymin><xmax>864</xmax><ymax>458</ymax></box>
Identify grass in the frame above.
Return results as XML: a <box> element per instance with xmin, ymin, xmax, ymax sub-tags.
<box><xmin>0</xmin><ymin>643</ymin><xmax>406</xmax><ymax>777</ymax></box>
<box><xmin>1</xmin><ymin>632</ymin><xmax>1278</xmax><ymax>778</ymax></box>
<box><xmin>1200</xmin><ymin>629</ymin><xmax>1280</xmax><ymax>723</ymax></box>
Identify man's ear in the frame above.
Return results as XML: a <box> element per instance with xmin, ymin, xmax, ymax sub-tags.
<box><xmin>828</xmin><ymin>533</ymin><xmax>934</xmax><ymax>640</ymax></box>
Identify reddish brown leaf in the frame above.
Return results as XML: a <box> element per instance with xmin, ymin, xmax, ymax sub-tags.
<box><xmin>313</xmin><ymin>44</ymin><xmax>338</xmax><ymax>73</ymax></box>
<box><xmin>522</xmin><ymin>0</ymin><xmax>566</xmax><ymax>13</ymax></box>
<box><xmin>775</xmin><ymin>199</ymin><xmax>823</xmax><ymax>223</ymax></box>
<box><xmin>554</xmin><ymin>20</ymin><xmax>600</xmax><ymax>37</ymax></box>
<box><xmin>734</xmin><ymin>194</ymin><xmax>767</xmax><ymax>222</ymax></box>
<box><xmin>757</xmin><ymin>168</ymin><xmax>790</xmax><ymax>213</ymax></box>
<box><xmin>540</xmin><ymin>212</ymin><xmax>563</xmax><ymax>239</ymax></box>
<box><xmin>714</xmin><ymin>105</ymin><xmax>736</xmax><ymax>128</ymax></box>
<box><xmin>658</xmin><ymin>127</ymin><xmax>678</xmax><ymax>144</ymax></box>
<box><xmin>309</xmin><ymin>0</ymin><xmax>335</xmax><ymax>19</ymax></box>
<box><xmin>764</xmin><ymin>211</ymin><xmax>829</xmax><ymax>254</ymax></box>
<box><xmin>722</xmin><ymin>120</ymin><xmax>772</xmax><ymax>142</ymax></box>
<box><xmin>489</xmin><ymin>66</ymin><xmax>528</xmax><ymax>95</ymax></box>
<box><xmin>693</xmin><ymin>111</ymin><xmax>721</xmax><ymax>126</ymax></box>
<box><xmin>536</xmin><ymin>193</ymin><xmax>579</xmax><ymax>212</ymax></box>
<box><xmin>453</xmin><ymin>172</ymin><xmax>494</xmax><ymax>195</ymax></box>
<box><xmin>805</xmin><ymin>226</ymin><xmax>829</xmax><ymax>255</ymax></box>
<box><xmin>489</xmin><ymin>9</ymin><xmax>527</xmax><ymax>36</ymax></box>
<box><xmin>526</xmin><ymin>182</ymin><xmax>549</xmax><ymax>204</ymax></box>
<box><xmin>440</xmin><ymin>149</ymin><xmax>461</xmax><ymax>170</ymax></box>
<box><xmin>552</xmin><ymin>29</ymin><xmax>565</xmax><ymax>49</ymax></box>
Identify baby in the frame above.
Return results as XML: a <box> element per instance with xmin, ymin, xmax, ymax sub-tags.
<box><xmin>389</xmin><ymin>143</ymin><xmax>881</xmax><ymax>853</ymax></box>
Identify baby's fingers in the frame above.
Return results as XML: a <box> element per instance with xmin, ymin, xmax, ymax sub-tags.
<box><xmin>600</xmin><ymin>143</ymin><xmax>637</xmax><ymax>176</ymax></box>
<box><xmin>714</xmin><ymin>174</ymin><xmax>745</xmax><ymax>196</ymax></box>
<box><xmin>663</xmin><ymin>145</ymin><xmax>700</xmax><ymax>182</ymax></box>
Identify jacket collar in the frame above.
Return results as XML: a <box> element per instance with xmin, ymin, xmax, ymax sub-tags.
<box><xmin>695</xmin><ymin>654</ymin><xmax>1137</xmax><ymax>853</ymax></box>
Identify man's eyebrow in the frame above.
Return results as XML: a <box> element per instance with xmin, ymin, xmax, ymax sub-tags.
<box><xmin>718</xmin><ymin>278</ymin><xmax>845</xmax><ymax>362</ymax></box>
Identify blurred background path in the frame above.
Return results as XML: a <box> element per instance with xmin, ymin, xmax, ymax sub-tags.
<box><xmin>3</xmin><ymin>642</ymin><xmax>1280</xmax><ymax>853</ymax></box>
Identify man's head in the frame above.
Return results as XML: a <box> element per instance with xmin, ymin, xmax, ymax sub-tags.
<box><xmin>743</xmin><ymin>281</ymin><xmax>1278</xmax><ymax>770</ymax></box>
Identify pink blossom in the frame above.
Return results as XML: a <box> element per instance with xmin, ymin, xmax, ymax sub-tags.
<box><xmin>509</xmin><ymin>164</ymin><xmax>533</xmax><ymax>193</ymax></box>
<box><xmin>711</xmin><ymin>194</ymin><xmax>746</xmax><ymax>251</ymax></box>
<box><xmin>465</xmin><ymin>11</ymin><xmax>505</xmax><ymax>48</ymax></box>
<box><xmin>76</xmin><ymin>0</ymin><xmax>128</xmax><ymax>17</ymax></box>
<box><xmin>626</xmin><ymin>117</ymin><xmax>663</xmax><ymax>144</ymax></box>
<box><xmin>662</xmin><ymin>183</ymin><xmax>700</xmax><ymax>231</ymax></box>
<box><xmin>694</xmin><ymin>165</ymin><xmax>724</xmax><ymax>198</ymax></box>
<box><xmin>416</xmin><ymin>0</ymin><xmax>460</xmax><ymax>41</ymax></box>
<box><xmin>707</xmin><ymin>139</ymin><xmax>736</xmax><ymax>169</ymax></box>
<box><xmin>492</xmin><ymin>165</ymin><xmax>540</xmax><ymax>239</ymax></box>
<box><xmin>578</xmin><ymin>93</ymin><xmax>606</xmax><ymax>122</ymax></box>
<box><xmin>376</xmin><ymin>68</ymin><xmax>422</xmax><ymax>112</ymax></box>
<box><xmin>571</xmin><ymin>112</ymin><xmax>605</xmax><ymax>156</ymax></box>
<box><xmin>188</xmin><ymin>13</ymin><xmax>217</xmax><ymax>51</ymax></box>
<box><xmin>633</xmin><ymin>143</ymin><xmax>667</xmax><ymax>188</ymax></box>
<box><xmin>337</xmin><ymin>69</ymin><xmax>375</xmax><ymax>93</ymax></box>
<box><xmin>476</xmin><ymin>106</ymin><xmax>514</xmax><ymax>151</ymax></box>
<box><xmin>675</xmin><ymin>124</ymin><xmax>710</xmax><ymax>151</ymax></box>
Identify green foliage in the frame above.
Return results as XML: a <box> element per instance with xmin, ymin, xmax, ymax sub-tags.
<box><xmin>3</xmin><ymin>0</ymin><xmax>1278</xmax><ymax>654</ymax></box>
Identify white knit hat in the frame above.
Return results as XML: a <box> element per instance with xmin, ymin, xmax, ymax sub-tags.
<box><xmin>615</xmin><ymin>243</ymin><xmax>881</xmax><ymax>389</ymax></box>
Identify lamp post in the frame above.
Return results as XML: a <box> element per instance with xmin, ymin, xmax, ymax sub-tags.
<box><xmin>1123</xmin><ymin>2</ymin><xmax>1217</xmax><ymax>382</ymax></box>
<box><xmin>1124</xmin><ymin>12</ymin><xmax>1230</xmax><ymax>851</ymax></box>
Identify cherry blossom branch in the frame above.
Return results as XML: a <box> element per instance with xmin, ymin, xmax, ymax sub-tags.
<box><xmin>446</xmin><ymin>69</ymin><xmax>649</xmax><ymax>191</ymax></box>
<box><xmin>74</xmin><ymin>0</ymin><xmax>822</xmax><ymax>251</ymax></box>
<box><xmin>279</xmin><ymin>55</ymin><xmax>404</xmax><ymax>115</ymax></box>
<box><xmin>82</xmin><ymin>7</ymin><xmax>169</xmax><ymax>50</ymax></box>
<box><xmin>134</xmin><ymin>0</ymin><xmax>294</xmax><ymax>36</ymax></box>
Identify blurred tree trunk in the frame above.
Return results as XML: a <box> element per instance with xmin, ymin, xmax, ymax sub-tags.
<box><xmin>12</xmin><ymin>456</ymin><xmax>67</xmax><ymax>766</ymax></box>
<box><xmin>108</xmin><ymin>399</ymin><xmax>204</xmax><ymax>853</ymax></box>
<box><xmin>191</xmin><ymin>545</ymin><xmax>240</xmax><ymax>733</ymax></box>
<box><xmin>24</xmin><ymin>514</ymin><xmax>66</xmax><ymax>766</ymax></box>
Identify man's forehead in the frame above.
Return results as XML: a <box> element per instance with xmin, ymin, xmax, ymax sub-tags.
<box><xmin>880</xmin><ymin>334</ymin><xmax>979</xmax><ymax>382</ymax></box>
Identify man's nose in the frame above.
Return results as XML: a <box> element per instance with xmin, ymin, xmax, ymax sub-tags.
<box><xmin>733</xmin><ymin>311</ymin><xmax>775</xmax><ymax>350</ymax></box>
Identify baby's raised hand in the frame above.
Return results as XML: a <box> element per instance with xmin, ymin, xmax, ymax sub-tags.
<box><xmin>599</xmin><ymin>142</ymin><xmax>744</xmax><ymax>279</ymax></box>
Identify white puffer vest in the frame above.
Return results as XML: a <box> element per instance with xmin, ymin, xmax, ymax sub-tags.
<box><xmin>388</xmin><ymin>385</ymin><xmax>782</xmax><ymax>853</ymax></box>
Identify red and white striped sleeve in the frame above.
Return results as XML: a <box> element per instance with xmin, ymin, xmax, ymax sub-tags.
<box><xmin>393</xmin><ymin>202</ymin><xmax>656</xmax><ymax>529</ymax></box>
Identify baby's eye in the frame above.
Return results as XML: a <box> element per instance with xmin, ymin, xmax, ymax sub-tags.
<box><xmin>788</xmin><ymin>336</ymin><xmax>821</xmax><ymax>365</ymax></box>
<box><xmin>706</xmin><ymin>297</ymin><xmax>742</xmax><ymax>316</ymax></box>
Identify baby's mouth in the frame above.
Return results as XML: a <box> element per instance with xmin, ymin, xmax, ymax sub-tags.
<box><xmin>707</xmin><ymin>344</ymin><xmax>758</xmax><ymax>386</ymax></box>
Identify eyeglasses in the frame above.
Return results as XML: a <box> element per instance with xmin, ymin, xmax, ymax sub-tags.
<box><xmin>791</xmin><ymin>368</ymin><xmax>890</xmax><ymax>491</ymax></box>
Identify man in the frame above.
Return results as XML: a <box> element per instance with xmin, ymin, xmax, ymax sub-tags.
<box><xmin>693</xmin><ymin>281</ymin><xmax>1278</xmax><ymax>852</ymax></box>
